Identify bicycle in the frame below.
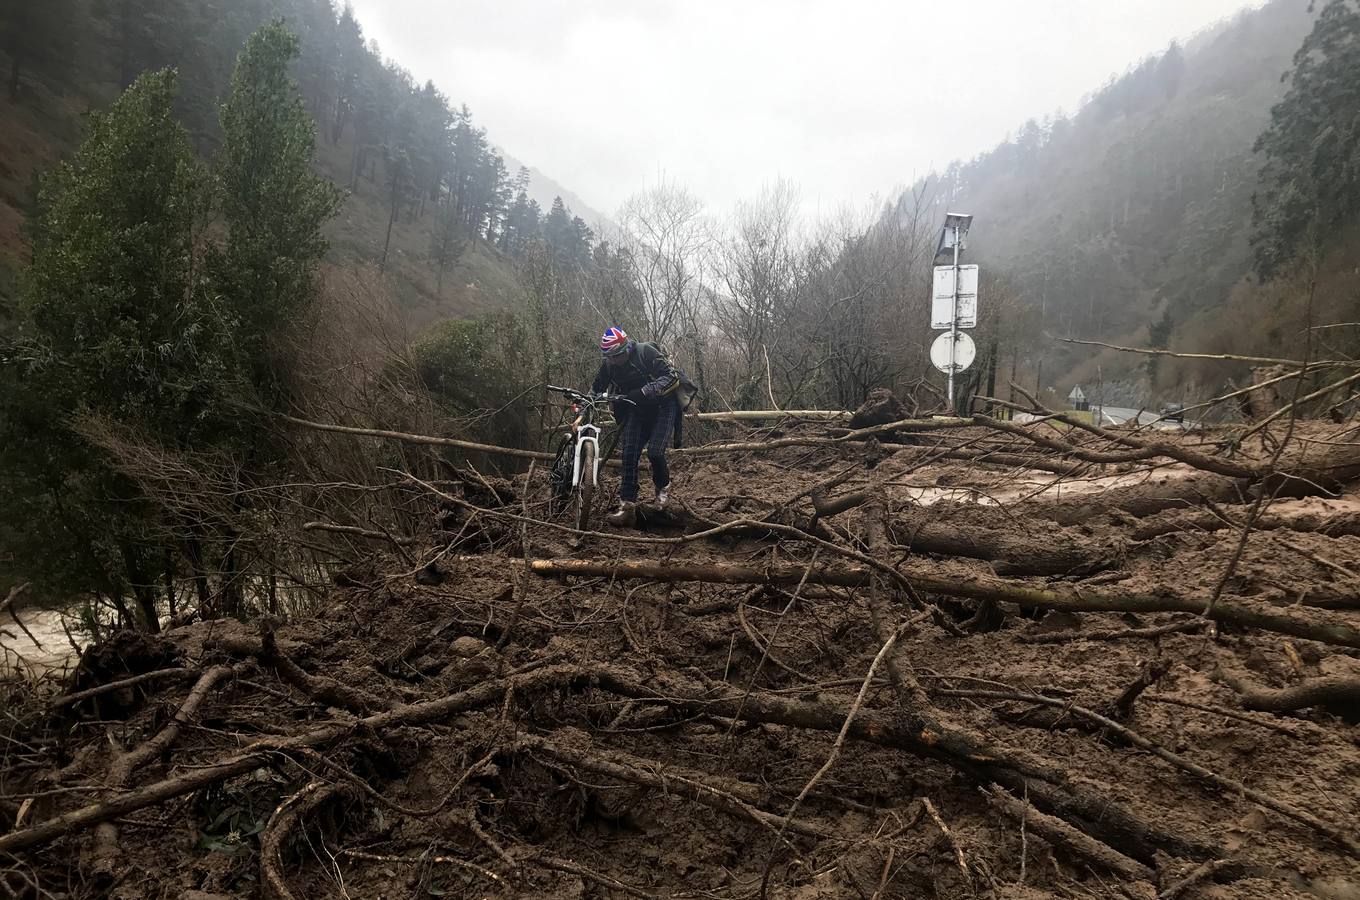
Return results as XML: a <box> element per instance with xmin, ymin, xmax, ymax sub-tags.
<box><xmin>546</xmin><ymin>385</ymin><xmax>632</xmax><ymax>531</ymax></box>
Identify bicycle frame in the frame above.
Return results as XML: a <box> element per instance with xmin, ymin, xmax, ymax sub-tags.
<box><xmin>547</xmin><ymin>385</ymin><xmax>629</xmax><ymax>502</ymax></box>
<box><xmin>572</xmin><ymin>421</ymin><xmax>602</xmax><ymax>489</ymax></box>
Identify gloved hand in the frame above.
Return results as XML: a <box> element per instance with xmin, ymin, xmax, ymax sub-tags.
<box><xmin>625</xmin><ymin>388</ymin><xmax>646</xmax><ymax>405</ymax></box>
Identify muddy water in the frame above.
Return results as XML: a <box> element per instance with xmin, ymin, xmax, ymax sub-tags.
<box><xmin>1</xmin><ymin>608</ymin><xmax>83</xmax><ymax>678</ymax></box>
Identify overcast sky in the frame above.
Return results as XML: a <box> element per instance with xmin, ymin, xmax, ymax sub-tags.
<box><xmin>345</xmin><ymin>0</ymin><xmax>1262</xmax><ymax>218</ymax></box>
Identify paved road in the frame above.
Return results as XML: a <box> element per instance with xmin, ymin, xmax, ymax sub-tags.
<box><xmin>1097</xmin><ymin>406</ymin><xmax>1191</xmax><ymax>429</ymax></box>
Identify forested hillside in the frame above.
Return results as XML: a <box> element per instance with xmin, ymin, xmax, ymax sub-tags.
<box><xmin>910</xmin><ymin>0</ymin><xmax>1358</xmax><ymax>403</ymax></box>
<box><xmin>0</xmin><ymin>0</ymin><xmax>602</xmax><ymax>327</ymax></box>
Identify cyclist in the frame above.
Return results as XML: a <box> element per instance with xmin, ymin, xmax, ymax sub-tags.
<box><xmin>592</xmin><ymin>326</ymin><xmax>685</xmax><ymax>527</ymax></box>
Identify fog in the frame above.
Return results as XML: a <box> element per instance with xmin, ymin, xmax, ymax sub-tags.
<box><xmin>346</xmin><ymin>0</ymin><xmax>1263</xmax><ymax>215</ymax></box>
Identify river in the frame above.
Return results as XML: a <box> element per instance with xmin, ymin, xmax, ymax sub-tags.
<box><xmin>1</xmin><ymin>607</ymin><xmax>83</xmax><ymax>679</ymax></box>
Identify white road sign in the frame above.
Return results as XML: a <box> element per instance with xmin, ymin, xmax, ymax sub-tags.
<box><xmin>931</xmin><ymin>265</ymin><xmax>979</xmax><ymax>329</ymax></box>
<box><xmin>930</xmin><ymin>331</ymin><xmax>976</xmax><ymax>374</ymax></box>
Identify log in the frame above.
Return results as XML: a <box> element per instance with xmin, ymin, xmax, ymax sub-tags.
<box><xmin>943</xmin><ymin>688</ymin><xmax>1358</xmax><ymax>855</ymax></box>
<box><xmin>981</xmin><ymin>786</ymin><xmax>1154</xmax><ymax>882</ymax></box>
<box><xmin>1220</xmin><ymin>673</ymin><xmax>1360</xmax><ymax>714</ymax></box>
<box><xmin>517</xmin><ymin>730</ymin><xmax>837</xmax><ymax>842</ymax></box>
<box><xmin>692</xmin><ymin>409</ymin><xmax>848</xmax><ymax>421</ymax></box>
<box><xmin>1</xmin><ymin>661</ymin><xmax>1208</xmax><ymax>867</ymax></box>
<box><xmin>1135</xmin><ymin>508</ymin><xmax>1360</xmax><ymax>541</ymax></box>
<box><xmin>278</xmin><ymin>413</ymin><xmax>556</xmax><ymax>462</ymax></box>
<box><xmin>1032</xmin><ymin>472</ymin><xmax>1246</xmax><ymax>526</ymax></box>
<box><xmin>1055</xmin><ymin>337</ymin><xmax>1360</xmax><ymax>369</ymax></box>
<box><xmin>890</xmin><ymin>516</ymin><xmax>1124</xmax><ymax>576</ymax></box>
<box><xmin>974</xmin><ymin>414</ymin><xmax>1259</xmax><ymax>480</ymax></box>
<box><xmin>526</xmin><ymin>557</ymin><xmax>1360</xmax><ymax>648</ymax></box>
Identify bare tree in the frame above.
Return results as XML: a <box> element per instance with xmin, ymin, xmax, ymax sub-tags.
<box><xmin>712</xmin><ymin>180</ymin><xmax>804</xmax><ymax>407</ymax></box>
<box><xmin>616</xmin><ymin>178</ymin><xmax>711</xmax><ymax>348</ymax></box>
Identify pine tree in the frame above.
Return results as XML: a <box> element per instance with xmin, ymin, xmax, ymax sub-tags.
<box><xmin>1251</xmin><ymin>0</ymin><xmax>1360</xmax><ymax>279</ymax></box>
<box><xmin>2</xmin><ymin>0</ymin><xmax>77</xmax><ymax>97</ymax></box>
<box><xmin>214</xmin><ymin>19</ymin><xmax>343</xmax><ymax>371</ymax></box>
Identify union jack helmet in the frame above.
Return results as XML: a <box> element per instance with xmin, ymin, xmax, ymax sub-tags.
<box><xmin>600</xmin><ymin>326</ymin><xmax>630</xmax><ymax>358</ymax></box>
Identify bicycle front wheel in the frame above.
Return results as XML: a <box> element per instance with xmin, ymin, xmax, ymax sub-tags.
<box><xmin>575</xmin><ymin>441</ymin><xmax>596</xmax><ymax>532</ymax></box>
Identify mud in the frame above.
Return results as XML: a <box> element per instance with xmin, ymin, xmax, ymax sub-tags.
<box><xmin>4</xmin><ymin>420</ymin><xmax>1360</xmax><ymax>899</ymax></box>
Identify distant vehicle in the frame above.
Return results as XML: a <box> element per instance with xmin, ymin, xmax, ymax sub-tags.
<box><xmin>1160</xmin><ymin>404</ymin><xmax>1185</xmax><ymax>423</ymax></box>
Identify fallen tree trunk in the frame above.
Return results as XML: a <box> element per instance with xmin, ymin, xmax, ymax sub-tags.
<box><xmin>1030</xmin><ymin>472</ymin><xmax>1247</xmax><ymax>525</ymax></box>
<box><xmin>981</xmin><ymin>785</ymin><xmax>1154</xmax><ymax>882</ymax></box>
<box><xmin>890</xmin><ymin>516</ymin><xmax>1124</xmax><ymax>576</ymax></box>
<box><xmin>588</xmin><ymin>668</ymin><xmax>1218</xmax><ymax>863</ymax></box>
<box><xmin>280</xmin><ymin>411</ymin><xmax>970</xmax><ymax>466</ymax></box>
<box><xmin>973</xmin><ymin>413</ymin><xmax>1260</xmax><ymax>480</ymax></box>
<box><xmin>527</xmin><ymin>557</ymin><xmax>1360</xmax><ymax>648</ymax></box>
<box><xmin>1219</xmin><ymin>673</ymin><xmax>1360</xmax><ymax>714</ymax></box>
<box><xmin>930</xmin><ymin>448</ymin><xmax>1089</xmax><ymax>476</ymax></box>
<box><xmin>517</xmin><ymin>730</ymin><xmax>839</xmax><ymax>842</ymax></box>
<box><xmin>1135</xmin><ymin>508</ymin><xmax>1360</xmax><ymax>541</ymax></box>
<box><xmin>691</xmin><ymin>409</ymin><xmax>848</xmax><ymax>421</ymax></box>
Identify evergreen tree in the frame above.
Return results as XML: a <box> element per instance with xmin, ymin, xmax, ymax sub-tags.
<box><xmin>1251</xmin><ymin>0</ymin><xmax>1360</xmax><ymax>279</ymax></box>
<box><xmin>380</xmin><ymin>145</ymin><xmax>412</xmax><ymax>270</ymax></box>
<box><xmin>2</xmin><ymin>0</ymin><xmax>77</xmax><ymax>97</ymax></box>
<box><xmin>0</xmin><ymin>70</ymin><xmax>216</xmax><ymax>628</ymax></box>
<box><xmin>214</xmin><ymin>19</ymin><xmax>343</xmax><ymax>381</ymax></box>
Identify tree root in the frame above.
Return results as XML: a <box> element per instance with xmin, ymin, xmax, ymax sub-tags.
<box><xmin>51</xmin><ymin>667</ymin><xmax>199</xmax><ymax>710</ymax></box>
<box><xmin>89</xmin><ymin>665</ymin><xmax>236</xmax><ymax>881</ymax></box>
<box><xmin>261</xmin><ymin>780</ymin><xmax>355</xmax><ymax>900</ymax></box>
<box><xmin>208</xmin><ymin>627</ymin><xmax>396</xmax><ymax>714</ymax></box>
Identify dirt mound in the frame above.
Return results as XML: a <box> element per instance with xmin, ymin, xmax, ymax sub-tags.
<box><xmin>849</xmin><ymin>387</ymin><xmax>911</xmax><ymax>428</ymax></box>
<box><xmin>6</xmin><ymin>418</ymin><xmax>1360</xmax><ymax>898</ymax></box>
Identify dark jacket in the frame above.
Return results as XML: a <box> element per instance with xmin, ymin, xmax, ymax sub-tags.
<box><xmin>591</xmin><ymin>341</ymin><xmax>682</xmax><ymax>405</ymax></box>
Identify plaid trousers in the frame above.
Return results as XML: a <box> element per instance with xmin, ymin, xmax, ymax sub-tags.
<box><xmin>617</xmin><ymin>397</ymin><xmax>678</xmax><ymax>502</ymax></box>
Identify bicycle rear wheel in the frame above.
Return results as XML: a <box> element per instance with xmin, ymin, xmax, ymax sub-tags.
<box><xmin>575</xmin><ymin>441</ymin><xmax>596</xmax><ymax>532</ymax></box>
<box><xmin>548</xmin><ymin>436</ymin><xmax>573</xmax><ymax>516</ymax></box>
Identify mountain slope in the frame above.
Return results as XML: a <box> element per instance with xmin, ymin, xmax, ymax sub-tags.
<box><xmin>0</xmin><ymin>0</ymin><xmax>603</xmax><ymax>328</ymax></box>
<box><xmin>907</xmin><ymin>0</ymin><xmax>1320</xmax><ymax>401</ymax></box>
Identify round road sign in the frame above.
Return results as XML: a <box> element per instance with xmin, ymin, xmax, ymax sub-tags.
<box><xmin>930</xmin><ymin>331</ymin><xmax>976</xmax><ymax>374</ymax></box>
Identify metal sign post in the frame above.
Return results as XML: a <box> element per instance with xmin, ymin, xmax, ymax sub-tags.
<box><xmin>949</xmin><ymin>228</ymin><xmax>960</xmax><ymax>406</ymax></box>
<box><xmin>932</xmin><ymin>213</ymin><xmax>975</xmax><ymax>410</ymax></box>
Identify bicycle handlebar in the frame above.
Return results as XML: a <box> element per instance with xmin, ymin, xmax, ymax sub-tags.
<box><xmin>547</xmin><ymin>385</ymin><xmax>635</xmax><ymax>405</ymax></box>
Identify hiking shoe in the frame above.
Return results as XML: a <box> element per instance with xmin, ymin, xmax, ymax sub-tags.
<box><xmin>606</xmin><ymin>501</ymin><xmax>637</xmax><ymax>527</ymax></box>
<box><xmin>656</xmin><ymin>486</ymin><xmax>670</xmax><ymax>505</ymax></box>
